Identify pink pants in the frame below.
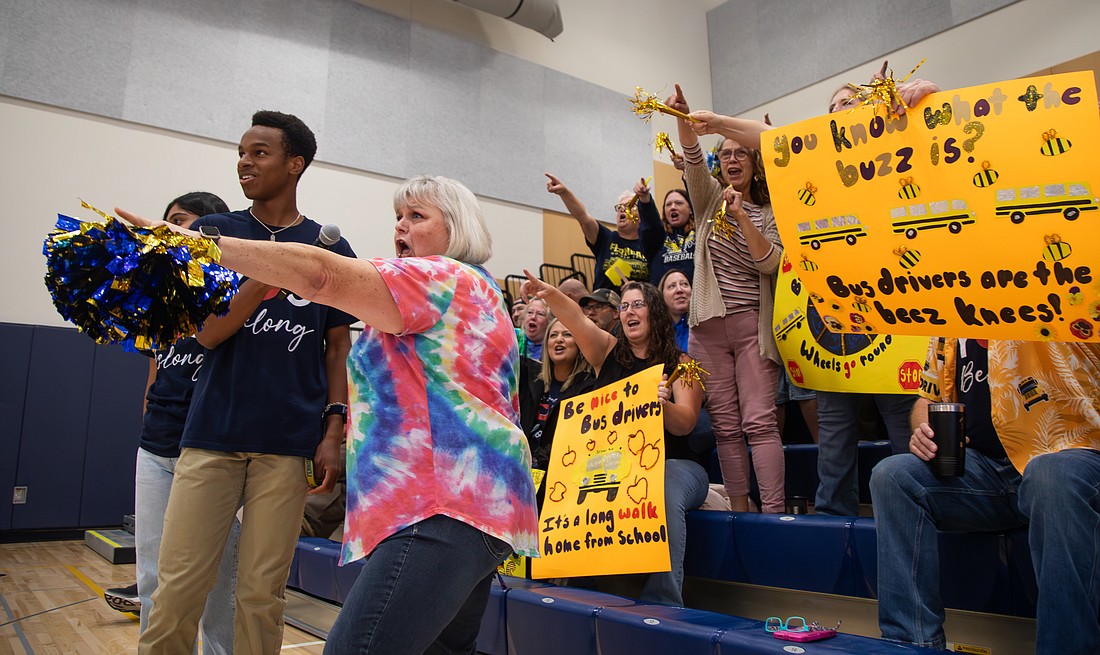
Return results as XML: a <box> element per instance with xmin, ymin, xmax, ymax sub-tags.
<box><xmin>689</xmin><ymin>311</ymin><xmax>785</xmax><ymax>512</ymax></box>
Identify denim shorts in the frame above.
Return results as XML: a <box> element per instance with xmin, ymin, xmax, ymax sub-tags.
<box><xmin>776</xmin><ymin>371</ymin><xmax>816</xmax><ymax>404</ymax></box>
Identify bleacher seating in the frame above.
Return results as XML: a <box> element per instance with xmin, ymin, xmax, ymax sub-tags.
<box><xmin>283</xmin><ymin>441</ymin><xmax>1035</xmax><ymax>652</ymax></box>
<box><xmin>684</xmin><ymin>510</ymin><xmax>1037</xmax><ymax>618</ymax></box>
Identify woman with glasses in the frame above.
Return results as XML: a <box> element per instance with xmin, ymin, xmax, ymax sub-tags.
<box><xmin>522</xmin><ymin>274</ymin><xmax>709</xmax><ymax>606</ymax></box>
<box><xmin>544</xmin><ymin>172</ymin><xmax>649</xmax><ymax>292</ymax></box>
<box><xmin>664</xmin><ymin>84</ymin><xmax>787</xmax><ymax>514</ymax></box>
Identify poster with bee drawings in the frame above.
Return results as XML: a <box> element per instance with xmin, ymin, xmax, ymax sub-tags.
<box><xmin>764</xmin><ymin>71</ymin><xmax>1100</xmax><ymax>343</ymax></box>
<box><xmin>531</xmin><ymin>364</ymin><xmax>669</xmax><ymax>579</ymax></box>
<box><xmin>772</xmin><ymin>255</ymin><xmax>929</xmax><ymax>393</ymax></box>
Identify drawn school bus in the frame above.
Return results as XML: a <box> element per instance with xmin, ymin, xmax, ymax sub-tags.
<box><xmin>994</xmin><ymin>182</ymin><xmax>1100</xmax><ymax>224</ymax></box>
<box><xmin>797</xmin><ymin>215</ymin><xmax>868</xmax><ymax>250</ymax></box>
<box><xmin>773</xmin><ymin>308</ymin><xmax>805</xmax><ymax>341</ymax></box>
<box><xmin>576</xmin><ymin>447</ymin><xmax>631</xmax><ymax>504</ymax></box>
<box><xmin>890</xmin><ymin>198</ymin><xmax>975</xmax><ymax>239</ymax></box>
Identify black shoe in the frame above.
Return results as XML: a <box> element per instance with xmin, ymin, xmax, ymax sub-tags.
<box><xmin>104</xmin><ymin>583</ymin><xmax>140</xmax><ymax>614</ymax></box>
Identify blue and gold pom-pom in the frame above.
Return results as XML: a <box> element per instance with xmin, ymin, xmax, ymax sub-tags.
<box><xmin>42</xmin><ymin>203</ymin><xmax>237</xmax><ymax>352</ymax></box>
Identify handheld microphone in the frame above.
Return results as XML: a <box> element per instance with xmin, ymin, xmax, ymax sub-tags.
<box><xmin>313</xmin><ymin>224</ymin><xmax>342</xmax><ymax>248</ymax></box>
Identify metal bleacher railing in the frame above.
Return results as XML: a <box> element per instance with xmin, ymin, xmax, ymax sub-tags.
<box><xmin>570</xmin><ymin>253</ymin><xmax>596</xmax><ymax>291</ymax></box>
<box><xmin>538</xmin><ymin>263</ymin><xmax>580</xmax><ymax>288</ymax></box>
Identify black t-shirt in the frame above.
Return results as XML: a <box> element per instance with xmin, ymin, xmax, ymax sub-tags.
<box><xmin>183</xmin><ymin>211</ymin><xmax>357</xmax><ymax>457</ymax></box>
<box><xmin>531</xmin><ymin>379</ymin><xmax>563</xmax><ymax>445</ymax></box>
<box><xmin>140</xmin><ymin>336</ymin><xmax>204</xmax><ymax>458</ymax></box>
<box><xmin>589</xmin><ymin>224</ymin><xmax>649</xmax><ymax>292</ymax></box>
<box><xmin>954</xmin><ymin>338</ymin><xmax>1008</xmax><ymax>461</ymax></box>
<box><xmin>595</xmin><ymin>344</ymin><xmax>701</xmax><ymax>465</ymax></box>
<box><xmin>638</xmin><ymin>199</ymin><xmax>696</xmax><ymax>286</ymax></box>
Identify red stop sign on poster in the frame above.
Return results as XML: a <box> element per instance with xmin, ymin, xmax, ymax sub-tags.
<box><xmin>898</xmin><ymin>361</ymin><xmax>922</xmax><ymax>391</ymax></box>
<box><xmin>787</xmin><ymin>360</ymin><xmax>804</xmax><ymax>384</ymax></box>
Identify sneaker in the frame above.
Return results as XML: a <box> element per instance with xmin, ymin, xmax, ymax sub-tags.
<box><xmin>104</xmin><ymin>583</ymin><xmax>140</xmax><ymax>614</ymax></box>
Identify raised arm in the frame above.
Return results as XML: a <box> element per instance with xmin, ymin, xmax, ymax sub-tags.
<box><xmin>116</xmin><ymin>209</ymin><xmax>404</xmax><ymax>334</ymax></box>
<box><xmin>687</xmin><ymin>110</ymin><xmax>769</xmax><ymax>151</ymax></box>
<box><xmin>635</xmin><ymin>178</ymin><xmax>664</xmax><ymax>260</ymax></box>
<box><xmin>545</xmin><ymin>172</ymin><xmax>600</xmax><ymax>245</ymax></box>
<box><xmin>520</xmin><ymin>269</ymin><xmax>616</xmax><ymax>372</ymax></box>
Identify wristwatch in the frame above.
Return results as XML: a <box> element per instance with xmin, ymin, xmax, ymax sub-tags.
<box><xmin>198</xmin><ymin>225</ymin><xmax>221</xmax><ymax>243</ymax></box>
<box><xmin>323</xmin><ymin>402</ymin><xmax>348</xmax><ymax>424</ymax></box>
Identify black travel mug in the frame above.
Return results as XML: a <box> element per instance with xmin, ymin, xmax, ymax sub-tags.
<box><xmin>927</xmin><ymin>402</ymin><xmax>965</xmax><ymax>478</ymax></box>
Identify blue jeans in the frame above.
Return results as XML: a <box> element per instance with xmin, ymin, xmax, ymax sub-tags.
<box><xmin>639</xmin><ymin>459</ymin><xmax>710</xmax><ymax>606</ymax></box>
<box><xmin>815</xmin><ymin>391</ymin><xmax>915</xmax><ymax>516</ymax></box>
<box><xmin>324</xmin><ymin>514</ymin><xmax>511</xmax><ymax>655</ymax></box>
<box><xmin>870</xmin><ymin>449</ymin><xmax>1100</xmax><ymax>653</ymax></box>
<box><xmin>134</xmin><ymin>448</ymin><xmax>238</xmax><ymax>654</ymax></box>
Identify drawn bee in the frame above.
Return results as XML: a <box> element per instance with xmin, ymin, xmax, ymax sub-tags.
<box><xmin>808</xmin><ymin>292</ymin><xmax>825</xmax><ymax>305</ymax></box>
<box><xmin>1043</xmin><ymin>234</ymin><xmax>1072</xmax><ymax>262</ymax></box>
<box><xmin>797</xmin><ymin>182</ymin><xmax>817</xmax><ymax>206</ymax></box>
<box><xmin>799</xmin><ymin>255</ymin><xmax>819</xmax><ymax>272</ymax></box>
<box><xmin>1040</xmin><ymin>129</ymin><xmax>1072</xmax><ymax>156</ymax></box>
<box><xmin>897</xmin><ymin>176</ymin><xmax>921</xmax><ymax>200</ymax></box>
<box><xmin>894</xmin><ymin>246</ymin><xmax>922</xmax><ymax>270</ymax></box>
<box><xmin>852</xmin><ymin>297</ymin><xmax>871</xmax><ymax>313</ymax></box>
<box><xmin>973</xmin><ymin>160</ymin><xmax>999</xmax><ymax>187</ymax></box>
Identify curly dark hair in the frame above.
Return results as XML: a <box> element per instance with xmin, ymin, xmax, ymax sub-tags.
<box><xmin>162</xmin><ymin>191</ymin><xmax>228</xmax><ymax>221</ymax></box>
<box><xmin>251</xmin><ymin>110</ymin><xmax>317</xmax><ymax>175</ymax></box>
<box><xmin>614</xmin><ymin>281</ymin><xmax>682</xmax><ymax>375</ymax></box>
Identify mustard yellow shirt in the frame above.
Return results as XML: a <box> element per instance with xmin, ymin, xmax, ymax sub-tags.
<box><xmin>918</xmin><ymin>338</ymin><xmax>1100</xmax><ymax>474</ymax></box>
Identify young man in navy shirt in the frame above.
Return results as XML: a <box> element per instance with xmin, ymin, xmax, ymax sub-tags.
<box><xmin>140</xmin><ymin>111</ymin><xmax>356</xmax><ymax>654</ymax></box>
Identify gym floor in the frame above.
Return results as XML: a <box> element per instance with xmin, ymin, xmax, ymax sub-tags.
<box><xmin>0</xmin><ymin>540</ymin><xmax>325</xmax><ymax>654</ymax></box>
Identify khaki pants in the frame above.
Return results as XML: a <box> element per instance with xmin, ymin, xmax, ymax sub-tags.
<box><xmin>139</xmin><ymin>448</ymin><xmax>308</xmax><ymax>655</ymax></box>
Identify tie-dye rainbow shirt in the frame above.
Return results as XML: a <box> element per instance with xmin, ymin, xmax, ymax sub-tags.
<box><xmin>341</xmin><ymin>256</ymin><xmax>540</xmax><ymax>564</ymax></box>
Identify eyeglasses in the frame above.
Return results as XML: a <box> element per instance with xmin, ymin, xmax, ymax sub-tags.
<box><xmin>582</xmin><ymin>303</ymin><xmax>613</xmax><ymax>312</ymax></box>
<box><xmin>765</xmin><ymin>616</ymin><xmax>807</xmax><ymax>633</ymax></box>
<box><xmin>618</xmin><ymin>300</ymin><xmax>647</xmax><ymax>312</ymax></box>
<box><xmin>614</xmin><ymin>204</ymin><xmax>628</xmax><ymax>212</ymax></box>
<box><xmin>718</xmin><ymin>147</ymin><xmax>751</xmax><ymax>162</ymax></box>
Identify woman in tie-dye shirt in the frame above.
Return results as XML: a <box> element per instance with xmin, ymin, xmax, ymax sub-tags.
<box><xmin>326</xmin><ymin>175</ymin><xmax>538</xmax><ymax>654</ymax></box>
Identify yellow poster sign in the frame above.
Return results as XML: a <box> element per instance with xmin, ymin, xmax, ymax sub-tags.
<box><xmin>531</xmin><ymin>365</ymin><xmax>669</xmax><ymax>580</ymax></box>
<box><xmin>764</xmin><ymin>72</ymin><xmax>1100</xmax><ymax>342</ymax></box>
<box><xmin>773</xmin><ymin>254</ymin><xmax>928</xmax><ymax>392</ymax></box>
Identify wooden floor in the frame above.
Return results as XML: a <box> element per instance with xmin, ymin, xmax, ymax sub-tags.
<box><xmin>0</xmin><ymin>540</ymin><xmax>326</xmax><ymax>654</ymax></box>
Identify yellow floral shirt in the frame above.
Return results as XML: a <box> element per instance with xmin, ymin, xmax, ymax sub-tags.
<box><xmin>918</xmin><ymin>338</ymin><xmax>1100</xmax><ymax>474</ymax></box>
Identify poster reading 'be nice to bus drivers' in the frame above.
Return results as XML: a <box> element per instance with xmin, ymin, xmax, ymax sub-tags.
<box><xmin>531</xmin><ymin>364</ymin><xmax>669</xmax><ymax>580</ymax></box>
<box><xmin>764</xmin><ymin>71</ymin><xmax>1100</xmax><ymax>343</ymax></box>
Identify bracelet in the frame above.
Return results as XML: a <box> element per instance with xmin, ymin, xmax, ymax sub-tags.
<box><xmin>323</xmin><ymin>402</ymin><xmax>348</xmax><ymax>423</ymax></box>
